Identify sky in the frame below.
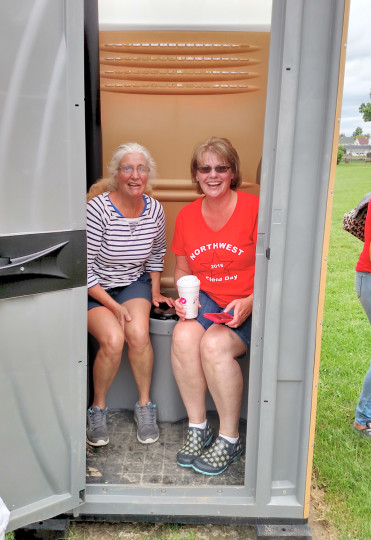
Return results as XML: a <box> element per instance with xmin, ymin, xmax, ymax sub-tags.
<box><xmin>340</xmin><ymin>0</ymin><xmax>371</xmax><ymax>136</ymax></box>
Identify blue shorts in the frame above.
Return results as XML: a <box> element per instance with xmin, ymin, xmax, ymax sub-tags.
<box><xmin>195</xmin><ymin>290</ymin><xmax>252</xmax><ymax>353</ymax></box>
<box><xmin>88</xmin><ymin>273</ymin><xmax>152</xmax><ymax>310</ymax></box>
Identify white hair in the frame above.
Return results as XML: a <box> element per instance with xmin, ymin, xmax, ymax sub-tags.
<box><xmin>108</xmin><ymin>142</ymin><xmax>157</xmax><ymax>189</ymax></box>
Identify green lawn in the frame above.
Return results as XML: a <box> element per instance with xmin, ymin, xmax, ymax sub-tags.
<box><xmin>314</xmin><ymin>162</ymin><xmax>371</xmax><ymax>539</ymax></box>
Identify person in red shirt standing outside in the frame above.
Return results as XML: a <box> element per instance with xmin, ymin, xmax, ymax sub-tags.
<box><xmin>171</xmin><ymin>137</ymin><xmax>259</xmax><ymax>475</ymax></box>
<box><xmin>352</xmin><ymin>197</ymin><xmax>371</xmax><ymax>439</ymax></box>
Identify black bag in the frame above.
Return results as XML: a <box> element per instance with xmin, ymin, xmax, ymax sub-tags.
<box><xmin>342</xmin><ymin>192</ymin><xmax>371</xmax><ymax>242</ymax></box>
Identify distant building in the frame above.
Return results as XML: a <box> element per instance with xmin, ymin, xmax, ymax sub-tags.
<box><xmin>354</xmin><ymin>136</ymin><xmax>369</xmax><ymax>146</ymax></box>
<box><xmin>339</xmin><ymin>134</ymin><xmax>371</xmax><ymax>157</ymax></box>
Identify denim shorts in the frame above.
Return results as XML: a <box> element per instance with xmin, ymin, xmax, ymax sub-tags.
<box><xmin>88</xmin><ymin>273</ymin><xmax>152</xmax><ymax>310</ymax></box>
<box><xmin>195</xmin><ymin>290</ymin><xmax>252</xmax><ymax>353</ymax></box>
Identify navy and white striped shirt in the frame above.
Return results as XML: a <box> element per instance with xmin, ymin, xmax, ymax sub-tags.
<box><xmin>87</xmin><ymin>192</ymin><xmax>166</xmax><ymax>290</ymax></box>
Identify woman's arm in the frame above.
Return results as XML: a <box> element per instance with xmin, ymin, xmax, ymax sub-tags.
<box><xmin>174</xmin><ymin>255</ymin><xmax>192</xmax><ymax>288</ymax></box>
<box><xmin>222</xmin><ymin>194</ymin><xmax>258</xmax><ymax>328</ymax></box>
<box><xmin>86</xmin><ymin>198</ymin><xmax>105</xmax><ymax>289</ymax></box>
<box><xmin>87</xmin><ymin>198</ymin><xmax>132</xmax><ymax>328</ymax></box>
<box><xmin>148</xmin><ymin>271</ymin><xmax>174</xmax><ymax>307</ymax></box>
<box><xmin>145</xmin><ymin>202</ymin><xmax>167</xmax><ymax>272</ymax></box>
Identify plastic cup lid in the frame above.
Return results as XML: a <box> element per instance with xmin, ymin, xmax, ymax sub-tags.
<box><xmin>176</xmin><ymin>275</ymin><xmax>200</xmax><ymax>287</ymax></box>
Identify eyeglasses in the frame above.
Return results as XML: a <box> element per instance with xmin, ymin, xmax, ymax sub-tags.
<box><xmin>197</xmin><ymin>165</ymin><xmax>231</xmax><ymax>174</ymax></box>
<box><xmin>119</xmin><ymin>165</ymin><xmax>149</xmax><ymax>175</ymax></box>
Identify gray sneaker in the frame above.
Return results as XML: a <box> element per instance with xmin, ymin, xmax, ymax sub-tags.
<box><xmin>134</xmin><ymin>402</ymin><xmax>159</xmax><ymax>444</ymax></box>
<box><xmin>86</xmin><ymin>406</ymin><xmax>109</xmax><ymax>446</ymax></box>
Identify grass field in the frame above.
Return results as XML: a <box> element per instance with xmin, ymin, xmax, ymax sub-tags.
<box><xmin>5</xmin><ymin>163</ymin><xmax>371</xmax><ymax>540</ymax></box>
<box><xmin>314</xmin><ymin>162</ymin><xmax>371</xmax><ymax>539</ymax></box>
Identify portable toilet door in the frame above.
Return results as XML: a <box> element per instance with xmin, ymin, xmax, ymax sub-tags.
<box><xmin>0</xmin><ymin>0</ymin><xmax>87</xmax><ymax>532</ymax></box>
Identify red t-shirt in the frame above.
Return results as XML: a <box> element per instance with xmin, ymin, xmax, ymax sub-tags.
<box><xmin>355</xmin><ymin>199</ymin><xmax>371</xmax><ymax>273</ymax></box>
<box><xmin>171</xmin><ymin>191</ymin><xmax>259</xmax><ymax>307</ymax></box>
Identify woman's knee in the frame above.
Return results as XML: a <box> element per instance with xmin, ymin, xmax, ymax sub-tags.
<box><xmin>200</xmin><ymin>327</ymin><xmax>228</xmax><ymax>360</ymax></box>
<box><xmin>172</xmin><ymin>321</ymin><xmax>196</xmax><ymax>357</ymax></box>
<box><xmin>125</xmin><ymin>322</ymin><xmax>150</xmax><ymax>350</ymax></box>
<box><xmin>99</xmin><ymin>328</ymin><xmax>125</xmax><ymax>357</ymax></box>
<box><xmin>172</xmin><ymin>323</ymin><xmax>203</xmax><ymax>373</ymax></box>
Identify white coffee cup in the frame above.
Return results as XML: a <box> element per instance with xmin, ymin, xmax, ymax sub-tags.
<box><xmin>176</xmin><ymin>275</ymin><xmax>200</xmax><ymax>319</ymax></box>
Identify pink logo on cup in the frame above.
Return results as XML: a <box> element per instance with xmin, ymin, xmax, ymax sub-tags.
<box><xmin>179</xmin><ymin>297</ymin><xmax>187</xmax><ymax>304</ymax></box>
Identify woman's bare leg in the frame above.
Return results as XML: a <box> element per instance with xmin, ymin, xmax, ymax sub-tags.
<box><xmin>171</xmin><ymin>320</ymin><xmax>207</xmax><ymax>423</ymax></box>
<box><xmin>122</xmin><ymin>298</ymin><xmax>153</xmax><ymax>406</ymax></box>
<box><xmin>200</xmin><ymin>324</ymin><xmax>246</xmax><ymax>437</ymax></box>
<box><xmin>88</xmin><ymin>307</ymin><xmax>125</xmax><ymax>409</ymax></box>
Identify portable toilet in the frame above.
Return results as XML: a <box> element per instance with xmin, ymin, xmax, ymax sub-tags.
<box><xmin>0</xmin><ymin>0</ymin><xmax>349</xmax><ymax>537</ymax></box>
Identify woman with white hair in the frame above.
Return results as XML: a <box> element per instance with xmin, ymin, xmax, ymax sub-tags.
<box><xmin>86</xmin><ymin>142</ymin><xmax>173</xmax><ymax>447</ymax></box>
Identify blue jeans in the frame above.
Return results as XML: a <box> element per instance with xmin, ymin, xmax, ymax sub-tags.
<box><xmin>354</xmin><ymin>271</ymin><xmax>371</xmax><ymax>425</ymax></box>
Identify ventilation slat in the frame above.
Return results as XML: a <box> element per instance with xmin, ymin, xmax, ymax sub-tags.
<box><xmin>100</xmin><ymin>68</ymin><xmax>258</xmax><ymax>82</ymax></box>
<box><xmin>100</xmin><ymin>54</ymin><xmax>257</xmax><ymax>69</ymax></box>
<box><xmin>100</xmin><ymin>42</ymin><xmax>260</xmax><ymax>54</ymax></box>
<box><xmin>101</xmin><ymin>80</ymin><xmax>258</xmax><ymax>95</ymax></box>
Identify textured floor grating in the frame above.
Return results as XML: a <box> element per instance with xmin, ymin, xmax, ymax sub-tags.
<box><xmin>86</xmin><ymin>410</ymin><xmax>246</xmax><ymax>486</ymax></box>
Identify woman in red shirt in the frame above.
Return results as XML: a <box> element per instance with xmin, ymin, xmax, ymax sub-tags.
<box><xmin>171</xmin><ymin>137</ymin><xmax>259</xmax><ymax>475</ymax></box>
<box><xmin>352</xmin><ymin>197</ymin><xmax>371</xmax><ymax>439</ymax></box>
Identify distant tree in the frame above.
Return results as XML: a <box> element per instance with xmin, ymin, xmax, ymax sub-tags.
<box><xmin>359</xmin><ymin>89</ymin><xmax>371</xmax><ymax>122</ymax></box>
<box><xmin>337</xmin><ymin>145</ymin><xmax>346</xmax><ymax>164</ymax></box>
<box><xmin>353</xmin><ymin>126</ymin><xmax>363</xmax><ymax>138</ymax></box>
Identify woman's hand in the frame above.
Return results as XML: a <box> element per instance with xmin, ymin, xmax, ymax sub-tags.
<box><xmin>152</xmin><ymin>293</ymin><xmax>174</xmax><ymax>308</ymax></box>
<box><xmin>173</xmin><ymin>297</ymin><xmax>201</xmax><ymax>321</ymax></box>
<box><xmin>223</xmin><ymin>294</ymin><xmax>253</xmax><ymax>328</ymax></box>
<box><xmin>113</xmin><ymin>303</ymin><xmax>132</xmax><ymax>330</ymax></box>
<box><xmin>149</xmin><ymin>271</ymin><xmax>175</xmax><ymax>308</ymax></box>
<box><xmin>173</xmin><ymin>297</ymin><xmax>187</xmax><ymax>321</ymax></box>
